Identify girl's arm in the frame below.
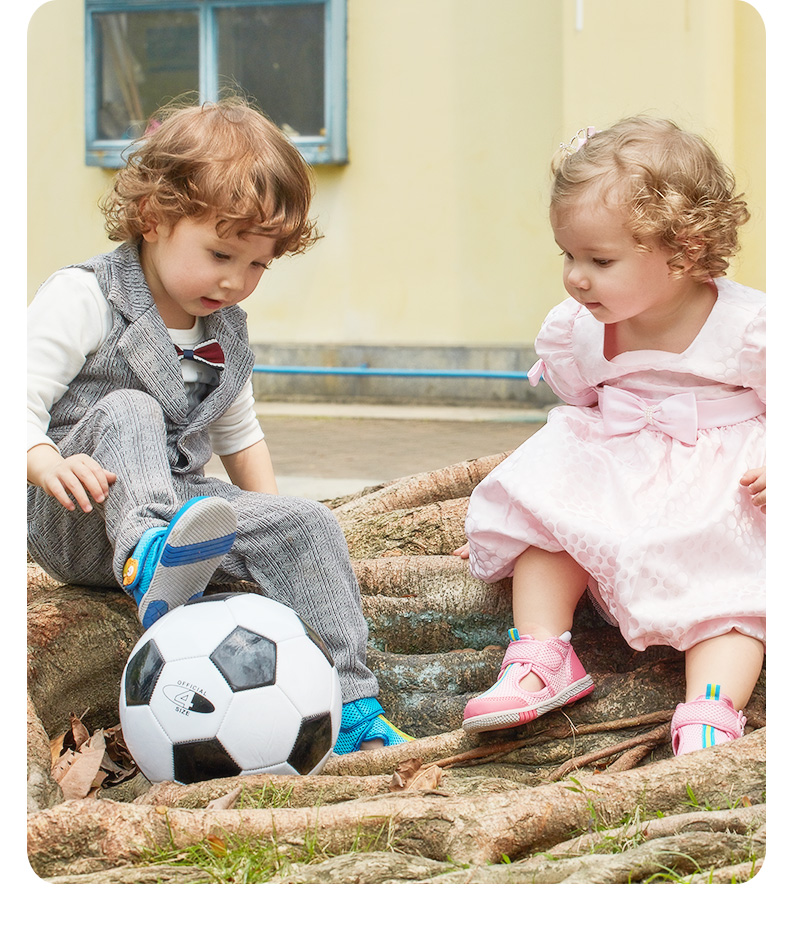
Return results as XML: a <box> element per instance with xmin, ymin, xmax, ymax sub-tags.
<box><xmin>220</xmin><ymin>438</ymin><xmax>279</xmax><ymax>494</ymax></box>
<box><xmin>740</xmin><ymin>467</ymin><xmax>766</xmax><ymax>512</ymax></box>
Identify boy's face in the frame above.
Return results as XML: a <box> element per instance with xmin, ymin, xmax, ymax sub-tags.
<box><xmin>140</xmin><ymin>215</ymin><xmax>278</xmax><ymax>327</ymax></box>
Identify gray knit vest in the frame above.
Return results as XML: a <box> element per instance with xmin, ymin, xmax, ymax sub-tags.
<box><xmin>46</xmin><ymin>242</ymin><xmax>255</xmax><ymax>473</ymax></box>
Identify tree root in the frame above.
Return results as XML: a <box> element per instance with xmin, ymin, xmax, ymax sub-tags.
<box><xmin>27</xmin><ymin>729</ymin><xmax>765</xmax><ymax>878</ymax></box>
<box><xmin>329</xmin><ymin>452</ymin><xmax>510</xmax><ymax>518</ymax></box>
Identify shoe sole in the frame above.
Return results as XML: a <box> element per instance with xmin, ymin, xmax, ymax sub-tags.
<box><xmin>139</xmin><ymin>497</ymin><xmax>237</xmax><ymax>628</ymax></box>
<box><xmin>462</xmin><ymin>676</ymin><xmax>595</xmax><ymax>734</ymax></box>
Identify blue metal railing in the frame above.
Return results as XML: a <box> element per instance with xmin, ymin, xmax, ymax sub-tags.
<box><xmin>253</xmin><ymin>364</ymin><xmax>531</xmax><ymax>380</ymax></box>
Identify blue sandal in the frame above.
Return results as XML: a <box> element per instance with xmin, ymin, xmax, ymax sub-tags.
<box><xmin>122</xmin><ymin>496</ymin><xmax>236</xmax><ymax>628</ymax></box>
<box><xmin>334</xmin><ymin>697</ymin><xmax>414</xmax><ymax>754</ymax></box>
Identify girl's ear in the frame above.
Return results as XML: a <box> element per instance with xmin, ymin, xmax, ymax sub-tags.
<box><xmin>677</xmin><ymin>233</ymin><xmax>705</xmax><ymax>270</ymax></box>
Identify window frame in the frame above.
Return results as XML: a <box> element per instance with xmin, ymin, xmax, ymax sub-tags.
<box><xmin>84</xmin><ymin>0</ymin><xmax>347</xmax><ymax>167</ymax></box>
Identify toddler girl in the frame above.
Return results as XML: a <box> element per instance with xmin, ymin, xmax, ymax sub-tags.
<box><xmin>27</xmin><ymin>98</ymin><xmax>411</xmax><ymax>754</ymax></box>
<box><xmin>460</xmin><ymin>117</ymin><xmax>765</xmax><ymax>756</ymax></box>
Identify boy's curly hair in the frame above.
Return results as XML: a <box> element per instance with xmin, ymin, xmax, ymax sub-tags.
<box><xmin>100</xmin><ymin>96</ymin><xmax>319</xmax><ymax>258</ymax></box>
<box><xmin>550</xmin><ymin>116</ymin><xmax>750</xmax><ymax>281</ymax></box>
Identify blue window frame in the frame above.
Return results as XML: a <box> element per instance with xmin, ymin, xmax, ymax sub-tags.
<box><xmin>85</xmin><ymin>0</ymin><xmax>347</xmax><ymax>167</ymax></box>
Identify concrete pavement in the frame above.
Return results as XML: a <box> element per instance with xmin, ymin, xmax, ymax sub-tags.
<box><xmin>206</xmin><ymin>402</ymin><xmax>547</xmax><ymax>499</ymax></box>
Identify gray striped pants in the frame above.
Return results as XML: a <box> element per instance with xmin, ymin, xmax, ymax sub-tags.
<box><xmin>27</xmin><ymin>389</ymin><xmax>377</xmax><ymax>702</ymax></box>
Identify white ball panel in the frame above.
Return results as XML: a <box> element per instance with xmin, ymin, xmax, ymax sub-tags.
<box><xmin>245</xmin><ymin>762</ymin><xmax>299</xmax><ymax>777</ymax></box>
<box><xmin>275</xmin><ymin>637</ymin><xmax>341</xmax><ymax>718</ymax></box>
<box><xmin>118</xmin><ymin>704</ymin><xmax>175</xmax><ymax>783</ymax></box>
<box><xmin>138</xmin><ymin>602</ymin><xmax>240</xmax><ymax>662</ymax></box>
<box><xmin>147</xmin><ymin>656</ymin><xmax>234</xmax><ymax>742</ymax></box>
<box><xmin>217</xmin><ymin>687</ymin><xmax>302</xmax><ymax>771</ymax></box>
<box><xmin>219</xmin><ymin>593</ymin><xmax>306</xmax><ymax>643</ymax></box>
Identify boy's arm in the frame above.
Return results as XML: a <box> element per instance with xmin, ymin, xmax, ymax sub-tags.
<box><xmin>28</xmin><ymin>443</ymin><xmax>116</xmax><ymax>512</ymax></box>
<box><xmin>220</xmin><ymin>439</ymin><xmax>279</xmax><ymax>494</ymax></box>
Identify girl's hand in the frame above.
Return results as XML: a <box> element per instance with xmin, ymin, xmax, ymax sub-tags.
<box><xmin>740</xmin><ymin>467</ymin><xmax>766</xmax><ymax>512</ymax></box>
<box><xmin>28</xmin><ymin>445</ymin><xmax>116</xmax><ymax>513</ymax></box>
<box><xmin>453</xmin><ymin>542</ymin><xmax>470</xmax><ymax>559</ymax></box>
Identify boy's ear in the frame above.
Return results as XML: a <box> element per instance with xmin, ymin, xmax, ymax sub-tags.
<box><xmin>139</xmin><ymin>198</ymin><xmax>159</xmax><ymax>242</ymax></box>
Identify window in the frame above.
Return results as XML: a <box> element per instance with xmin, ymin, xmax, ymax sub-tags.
<box><xmin>85</xmin><ymin>0</ymin><xmax>347</xmax><ymax>167</ymax></box>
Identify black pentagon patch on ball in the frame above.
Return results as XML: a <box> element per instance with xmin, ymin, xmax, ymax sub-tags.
<box><xmin>124</xmin><ymin>639</ymin><xmax>165</xmax><ymax>706</ymax></box>
<box><xmin>173</xmin><ymin>738</ymin><xmax>242</xmax><ymax>784</ymax></box>
<box><xmin>299</xmin><ymin>620</ymin><xmax>335</xmax><ymax>668</ymax></box>
<box><xmin>287</xmin><ymin>712</ymin><xmax>334</xmax><ymax>775</ymax></box>
<box><xmin>210</xmin><ymin>625</ymin><xmax>277</xmax><ymax>691</ymax></box>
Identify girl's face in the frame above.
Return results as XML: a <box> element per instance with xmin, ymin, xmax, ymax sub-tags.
<box><xmin>140</xmin><ymin>215</ymin><xmax>278</xmax><ymax>328</ymax></box>
<box><xmin>551</xmin><ymin>196</ymin><xmax>692</xmax><ymax>327</ymax></box>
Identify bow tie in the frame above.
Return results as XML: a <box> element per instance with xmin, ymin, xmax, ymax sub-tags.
<box><xmin>174</xmin><ymin>339</ymin><xmax>225</xmax><ymax>370</ymax></box>
<box><xmin>599</xmin><ymin>385</ymin><xmax>698</xmax><ymax>445</ymax></box>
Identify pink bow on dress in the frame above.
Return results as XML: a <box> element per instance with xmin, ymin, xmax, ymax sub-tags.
<box><xmin>599</xmin><ymin>385</ymin><xmax>699</xmax><ymax>445</ymax></box>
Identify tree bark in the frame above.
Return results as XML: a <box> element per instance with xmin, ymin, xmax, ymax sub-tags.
<box><xmin>27</xmin><ymin>729</ymin><xmax>765</xmax><ymax>878</ymax></box>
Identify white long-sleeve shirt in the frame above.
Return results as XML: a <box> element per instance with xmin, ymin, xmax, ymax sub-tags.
<box><xmin>27</xmin><ymin>267</ymin><xmax>264</xmax><ymax>455</ymax></box>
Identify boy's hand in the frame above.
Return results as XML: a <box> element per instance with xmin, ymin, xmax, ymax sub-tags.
<box><xmin>740</xmin><ymin>467</ymin><xmax>766</xmax><ymax>512</ymax></box>
<box><xmin>28</xmin><ymin>445</ymin><xmax>116</xmax><ymax>513</ymax></box>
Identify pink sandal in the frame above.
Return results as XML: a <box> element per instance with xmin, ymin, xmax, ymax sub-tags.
<box><xmin>462</xmin><ymin>629</ymin><xmax>594</xmax><ymax>734</ymax></box>
<box><xmin>671</xmin><ymin>686</ymin><xmax>746</xmax><ymax>756</ymax></box>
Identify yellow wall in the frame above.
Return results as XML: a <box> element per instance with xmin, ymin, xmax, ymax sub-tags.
<box><xmin>27</xmin><ymin>0</ymin><xmax>766</xmax><ymax>346</ymax></box>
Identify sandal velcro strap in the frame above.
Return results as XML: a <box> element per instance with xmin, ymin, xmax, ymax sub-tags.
<box><xmin>501</xmin><ymin>637</ymin><xmax>565</xmax><ymax>673</ymax></box>
<box><xmin>671</xmin><ymin>697</ymin><xmax>746</xmax><ymax>742</ymax></box>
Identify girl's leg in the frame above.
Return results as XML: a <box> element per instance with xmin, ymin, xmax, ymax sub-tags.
<box><xmin>512</xmin><ymin>547</ymin><xmax>590</xmax><ymax>691</ymax></box>
<box><xmin>672</xmin><ymin>630</ymin><xmax>764</xmax><ymax>756</ymax></box>
<box><xmin>463</xmin><ymin>546</ymin><xmax>594</xmax><ymax>732</ymax></box>
<box><xmin>513</xmin><ymin>547</ymin><xmax>590</xmax><ymax>637</ymax></box>
<box><xmin>684</xmin><ymin>630</ymin><xmax>765</xmax><ymax>709</ymax></box>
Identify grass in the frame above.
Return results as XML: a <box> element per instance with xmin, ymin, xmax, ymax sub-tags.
<box><xmin>140</xmin><ymin>786</ymin><xmax>403</xmax><ymax>884</ymax></box>
<box><xmin>551</xmin><ymin>777</ymin><xmax>764</xmax><ymax>883</ymax></box>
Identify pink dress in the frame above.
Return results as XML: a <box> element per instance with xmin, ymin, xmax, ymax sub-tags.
<box><xmin>465</xmin><ymin>278</ymin><xmax>766</xmax><ymax>652</ymax></box>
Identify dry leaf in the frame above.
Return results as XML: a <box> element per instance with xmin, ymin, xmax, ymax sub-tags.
<box><xmin>49</xmin><ymin>733</ymin><xmax>66</xmax><ymax>769</ymax></box>
<box><xmin>389</xmin><ymin>757</ymin><xmax>443</xmax><ymax>792</ymax></box>
<box><xmin>69</xmin><ymin>712</ymin><xmax>91</xmax><ymax>751</ymax></box>
<box><xmin>206</xmin><ymin>834</ymin><xmax>227</xmax><ymax>857</ymax></box>
<box><xmin>206</xmin><ymin>786</ymin><xmax>243</xmax><ymax>810</ymax></box>
<box><xmin>101</xmin><ymin>725</ymin><xmax>138</xmax><ymax>786</ymax></box>
<box><xmin>51</xmin><ymin>747</ymin><xmax>76</xmax><ymax>783</ymax></box>
<box><xmin>56</xmin><ymin>731</ymin><xmax>107</xmax><ymax>800</ymax></box>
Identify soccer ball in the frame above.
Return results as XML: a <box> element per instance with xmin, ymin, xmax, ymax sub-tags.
<box><xmin>119</xmin><ymin>592</ymin><xmax>342</xmax><ymax>783</ymax></box>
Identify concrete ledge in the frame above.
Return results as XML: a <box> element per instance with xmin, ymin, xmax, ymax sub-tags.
<box><xmin>251</xmin><ymin>343</ymin><xmax>556</xmax><ymax>407</ymax></box>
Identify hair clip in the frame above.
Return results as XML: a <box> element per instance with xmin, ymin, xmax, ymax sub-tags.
<box><xmin>559</xmin><ymin>125</ymin><xmax>597</xmax><ymax>155</ymax></box>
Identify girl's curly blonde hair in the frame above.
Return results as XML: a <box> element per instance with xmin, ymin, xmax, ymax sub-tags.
<box><xmin>100</xmin><ymin>96</ymin><xmax>319</xmax><ymax>258</ymax></box>
<box><xmin>550</xmin><ymin>116</ymin><xmax>750</xmax><ymax>281</ymax></box>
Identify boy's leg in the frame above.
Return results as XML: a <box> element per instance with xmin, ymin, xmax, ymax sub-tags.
<box><xmin>209</xmin><ymin>486</ymin><xmax>377</xmax><ymax>701</ymax></box>
<box><xmin>27</xmin><ymin>390</ymin><xmax>235</xmax><ymax>623</ymax></box>
<box><xmin>199</xmin><ymin>482</ymin><xmax>411</xmax><ymax>750</ymax></box>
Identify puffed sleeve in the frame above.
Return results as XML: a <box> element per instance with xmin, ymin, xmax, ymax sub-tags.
<box><xmin>531</xmin><ymin>299</ymin><xmax>598</xmax><ymax>407</ymax></box>
<box><xmin>739</xmin><ymin>303</ymin><xmax>766</xmax><ymax>404</ymax></box>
